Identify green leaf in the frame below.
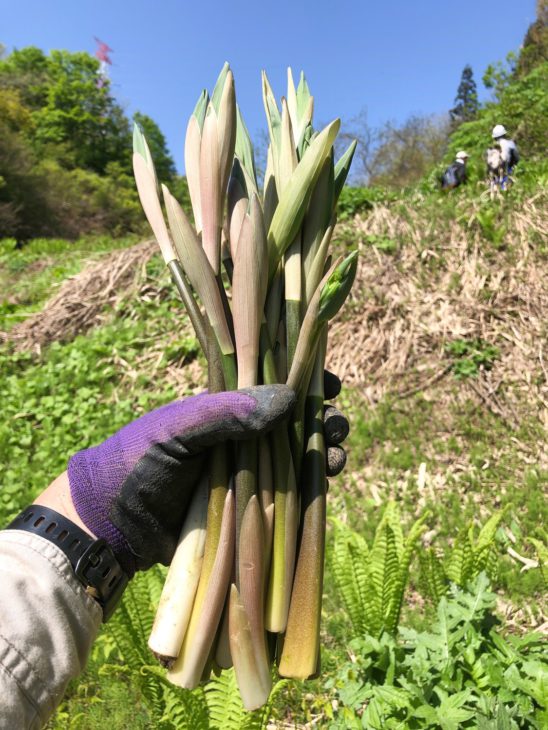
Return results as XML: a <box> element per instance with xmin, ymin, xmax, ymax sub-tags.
<box><xmin>334</xmin><ymin>139</ymin><xmax>357</xmax><ymax>203</ymax></box>
<box><xmin>235</xmin><ymin>105</ymin><xmax>258</xmax><ymax>196</ymax></box>
<box><xmin>210</xmin><ymin>62</ymin><xmax>230</xmax><ymax>113</ymax></box>
<box><xmin>261</xmin><ymin>70</ymin><xmax>281</xmax><ymax>159</ymax></box>
<box><xmin>318</xmin><ymin>250</ymin><xmax>358</xmax><ymax>322</ymax></box>
<box><xmin>267</xmin><ymin>118</ymin><xmax>340</xmax><ymax>277</ymax></box>
<box><xmin>191</xmin><ymin>89</ymin><xmax>209</xmax><ymax>130</ymax></box>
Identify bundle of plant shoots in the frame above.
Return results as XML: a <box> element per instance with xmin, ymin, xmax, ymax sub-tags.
<box><xmin>133</xmin><ymin>63</ymin><xmax>357</xmax><ymax>710</ymax></box>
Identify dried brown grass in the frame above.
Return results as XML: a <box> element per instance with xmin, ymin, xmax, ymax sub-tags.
<box><xmin>3</xmin><ymin>194</ymin><xmax>547</xmax><ymax>430</ymax></box>
<box><xmin>2</xmin><ymin>240</ymin><xmax>156</xmax><ymax>354</ymax></box>
<box><xmin>327</xmin><ymin>193</ymin><xmax>548</xmax><ymax>428</ymax></box>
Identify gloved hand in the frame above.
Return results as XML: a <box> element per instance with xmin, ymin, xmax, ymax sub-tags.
<box><xmin>68</xmin><ymin>380</ymin><xmax>348</xmax><ymax>577</ymax></box>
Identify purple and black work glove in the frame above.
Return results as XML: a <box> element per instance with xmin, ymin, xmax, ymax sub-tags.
<box><xmin>68</xmin><ymin>379</ymin><xmax>348</xmax><ymax>578</ymax></box>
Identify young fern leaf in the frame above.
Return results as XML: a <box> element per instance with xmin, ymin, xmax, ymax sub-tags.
<box><xmin>446</xmin><ymin>530</ymin><xmax>473</xmax><ymax>585</ymax></box>
<box><xmin>332</xmin><ymin>505</ymin><xmax>427</xmax><ymax>638</ymax></box>
<box><xmin>140</xmin><ymin>665</ymin><xmax>210</xmax><ymax>730</ymax></box>
<box><xmin>332</xmin><ymin>521</ymin><xmax>366</xmax><ymax>633</ymax></box>
<box><xmin>419</xmin><ymin>548</ymin><xmax>448</xmax><ymax>604</ymax></box>
<box><xmin>332</xmin><ymin>520</ymin><xmax>378</xmax><ymax>635</ymax></box>
<box><xmin>203</xmin><ymin>667</ymin><xmax>278</xmax><ymax>730</ymax></box>
<box><xmin>368</xmin><ymin>517</ymin><xmax>392</xmax><ymax>631</ymax></box>
<box><xmin>385</xmin><ymin>511</ymin><xmax>429</xmax><ymax>634</ymax></box>
<box><xmin>473</xmin><ymin>508</ymin><xmax>507</xmax><ymax>578</ymax></box>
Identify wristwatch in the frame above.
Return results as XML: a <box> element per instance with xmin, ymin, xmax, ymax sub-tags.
<box><xmin>7</xmin><ymin>505</ymin><xmax>128</xmax><ymax>621</ymax></box>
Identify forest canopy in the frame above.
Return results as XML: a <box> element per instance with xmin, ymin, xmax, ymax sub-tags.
<box><xmin>0</xmin><ymin>46</ymin><xmax>176</xmax><ymax>241</ymax></box>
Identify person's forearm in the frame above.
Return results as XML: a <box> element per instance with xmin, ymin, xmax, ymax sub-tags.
<box><xmin>34</xmin><ymin>471</ymin><xmax>96</xmax><ymax>538</ymax></box>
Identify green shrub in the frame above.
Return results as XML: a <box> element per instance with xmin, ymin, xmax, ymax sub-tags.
<box><xmin>337</xmin><ymin>186</ymin><xmax>395</xmax><ymax>220</ymax></box>
<box><xmin>327</xmin><ymin>574</ymin><xmax>547</xmax><ymax>729</ymax></box>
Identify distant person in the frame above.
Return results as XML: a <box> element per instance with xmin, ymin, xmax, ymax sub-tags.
<box><xmin>441</xmin><ymin>151</ymin><xmax>469</xmax><ymax>190</ymax></box>
<box><xmin>486</xmin><ymin>145</ymin><xmax>505</xmax><ymax>195</ymax></box>
<box><xmin>490</xmin><ymin>124</ymin><xmax>519</xmax><ymax>190</ymax></box>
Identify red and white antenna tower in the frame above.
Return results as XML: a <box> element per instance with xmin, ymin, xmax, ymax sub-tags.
<box><xmin>94</xmin><ymin>37</ymin><xmax>113</xmax><ymax>86</ymax></box>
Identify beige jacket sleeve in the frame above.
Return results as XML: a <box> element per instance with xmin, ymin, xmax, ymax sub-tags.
<box><xmin>0</xmin><ymin>530</ymin><xmax>102</xmax><ymax>729</ymax></box>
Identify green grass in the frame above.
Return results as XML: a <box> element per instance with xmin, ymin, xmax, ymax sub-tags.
<box><xmin>46</xmin><ymin>667</ymin><xmax>151</xmax><ymax>730</ymax></box>
<box><xmin>0</xmin><ymin>253</ymin><xmax>200</xmax><ymax>522</ymax></box>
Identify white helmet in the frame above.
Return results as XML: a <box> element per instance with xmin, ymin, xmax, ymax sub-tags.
<box><xmin>456</xmin><ymin>151</ymin><xmax>469</xmax><ymax>160</ymax></box>
<box><xmin>492</xmin><ymin>124</ymin><xmax>507</xmax><ymax>139</ymax></box>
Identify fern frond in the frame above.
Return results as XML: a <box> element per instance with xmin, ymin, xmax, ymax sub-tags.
<box><xmin>369</xmin><ymin>522</ymin><xmax>391</xmax><ymax>629</ymax></box>
<box><xmin>475</xmin><ymin>508</ymin><xmax>508</xmax><ymax>552</ymax></box>
<box><xmin>141</xmin><ymin>665</ymin><xmax>210</xmax><ymax>729</ymax></box>
<box><xmin>205</xmin><ymin>668</ymin><xmax>253</xmax><ymax>729</ymax></box>
<box><xmin>380</xmin><ymin>525</ymin><xmax>399</xmax><ymax>627</ymax></box>
<box><xmin>419</xmin><ymin>548</ymin><xmax>448</xmax><ymax>604</ymax></box>
<box><xmin>349</xmin><ymin>541</ymin><xmax>380</xmax><ymax>635</ymax></box>
<box><xmin>331</xmin><ymin>507</ymin><xmax>427</xmax><ymax>638</ymax></box>
<box><xmin>385</xmin><ymin>512</ymin><xmax>428</xmax><ymax>633</ymax></box>
<box><xmin>332</xmin><ymin>520</ymin><xmax>372</xmax><ymax>634</ymax></box>
<box><xmin>383</xmin><ymin>501</ymin><xmax>405</xmax><ymax>556</ymax></box>
<box><xmin>446</xmin><ymin>530</ymin><xmax>474</xmax><ymax>585</ymax></box>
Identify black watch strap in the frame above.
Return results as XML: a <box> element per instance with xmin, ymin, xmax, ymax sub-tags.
<box><xmin>7</xmin><ymin>506</ymin><xmax>128</xmax><ymax>621</ymax></box>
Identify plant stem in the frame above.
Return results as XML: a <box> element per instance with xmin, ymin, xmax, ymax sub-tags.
<box><xmin>168</xmin><ymin>486</ymin><xmax>235</xmax><ymax>689</ymax></box>
<box><xmin>279</xmin><ymin>327</ymin><xmax>327</xmax><ymax>678</ymax></box>
<box><xmin>285</xmin><ymin>238</ymin><xmax>302</xmax><ymax>369</ymax></box>
<box><xmin>265</xmin><ymin>425</ymin><xmax>299</xmax><ymax>633</ymax></box>
<box><xmin>168</xmin><ymin>260</ymin><xmax>208</xmax><ymax>356</ymax></box>
<box><xmin>234</xmin><ymin>440</ymin><xmax>257</xmax><ymax>586</ymax></box>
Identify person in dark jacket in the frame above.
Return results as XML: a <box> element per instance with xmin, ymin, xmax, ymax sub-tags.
<box><xmin>441</xmin><ymin>151</ymin><xmax>469</xmax><ymax>190</ymax></box>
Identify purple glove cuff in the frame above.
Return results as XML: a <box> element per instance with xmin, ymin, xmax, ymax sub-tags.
<box><xmin>68</xmin><ymin>451</ymin><xmax>137</xmax><ymax>576</ymax></box>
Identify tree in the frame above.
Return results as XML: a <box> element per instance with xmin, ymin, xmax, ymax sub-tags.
<box><xmin>0</xmin><ymin>47</ymin><xmax>132</xmax><ymax>174</ymax></box>
<box><xmin>0</xmin><ymin>123</ymin><xmax>56</xmax><ymax>241</ymax></box>
<box><xmin>450</xmin><ymin>65</ymin><xmax>478</xmax><ymax>127</ymax></box>
<box><xmin>367</xmin><ymin>115</ymin><xmax>450</xmax><ymax>189</ymax></box>
<box><xmin>483</xmin><ymin>53</ymin><xmax>518</xmax><ymax>101</ymax></box>
<box><xmin>516</xmin><ymin>0</ymin><xmax>548</xmax><ymax>77</ymax></box>
<box><xmin>336</xmin><ymin>108</ymin><xmax>375</xmax><ymax>185</ymax></box>
<box><xmin>133</xmin><ymin>112</ymin><xmax>176</xmax><ymax>182</ymax></box>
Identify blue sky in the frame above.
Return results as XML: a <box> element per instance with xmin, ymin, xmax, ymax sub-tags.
<box><xmin>2</xmin><ymin>0</ymin><xmax>536</xmax><ymax>172</ymax></box>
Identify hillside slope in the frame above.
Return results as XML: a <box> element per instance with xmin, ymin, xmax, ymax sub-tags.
<box><xmin>0</xmin><ymin>184</ymin><xmax>546</xmax><ymax>729</ymax></box>
<box><xmin>2</xmin><ymin>184</ymin><xmax>546</xmax><ymax>598</ymax></box>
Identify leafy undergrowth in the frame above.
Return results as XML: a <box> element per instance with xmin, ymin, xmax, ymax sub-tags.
<box><xmin>0</xmin><ymin>252</ymin><xmax>202</xmax><ymax>523</ymax></box>
<box><xmin>328</xmin><ymin>574</ymin><xmax>547</xmax><ymax>729</ymax></box>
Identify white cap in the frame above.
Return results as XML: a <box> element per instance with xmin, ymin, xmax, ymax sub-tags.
<box><xmin>456</xmin><ymin>151</ymin><xmax>469</xmax><ymax>160</ymax></box>
<box><xmin>492</xmin><ymin>124</ymin><xmax>507</xmax><ymax>139</ymax></box>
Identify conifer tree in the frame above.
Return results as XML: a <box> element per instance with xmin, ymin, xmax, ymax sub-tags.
<box><xmin>450</xmin><ymin>65</ymin><xmax>478</xmax><ymax>127</ymax></box>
